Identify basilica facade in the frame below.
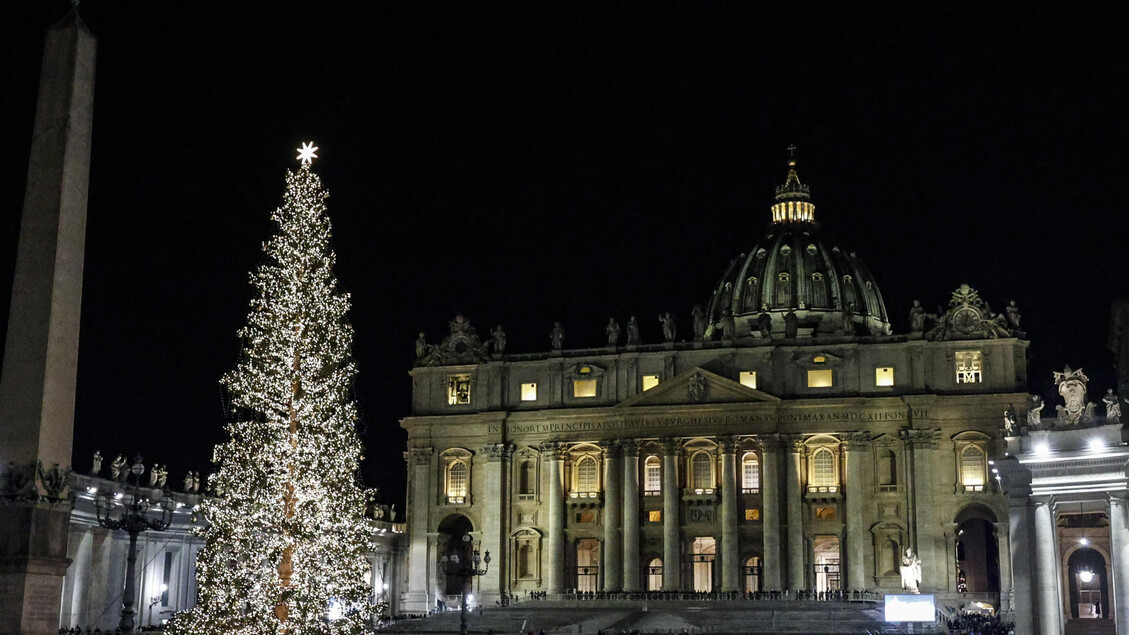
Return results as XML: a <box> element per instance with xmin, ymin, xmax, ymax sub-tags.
<box><xmin>401</xmin><ymin>160</ymin><xmax>1044</xmax><ymax>618</ymax></box>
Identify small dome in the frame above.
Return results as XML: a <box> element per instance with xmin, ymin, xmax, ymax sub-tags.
<box><xmin>705</xmin><ymin>156</ymin><xmax>891</xmax><ymax>338</ymax></box>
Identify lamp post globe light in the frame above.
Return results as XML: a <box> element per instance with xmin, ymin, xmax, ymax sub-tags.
<box><xmin>439</xmin><ymin>533</ymin><xmax>491</xmax><ymax>635</ymax></box>
<box><xmin>95</xmin><ymin>454</ymin><xmax>175</xmax><ymax>633</ymax></box>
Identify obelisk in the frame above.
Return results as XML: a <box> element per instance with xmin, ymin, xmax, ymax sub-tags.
<box><xmin>0</xmin><ymin>7</ymin><xmax>95</xmax><ymax>635</ymax></box>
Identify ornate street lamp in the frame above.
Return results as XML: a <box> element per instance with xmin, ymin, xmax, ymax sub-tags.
<box><xmin>439</xmin><ymin>533</ymin><xmax>491</xmax><ymax>635</ymax></box>
<box><xmin>95</xmin><ymin>454</ymin><xmax>174</xmax><ymax>633</ymax></box>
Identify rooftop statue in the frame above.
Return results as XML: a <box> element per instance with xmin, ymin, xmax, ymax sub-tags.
<box><xmin>909</xmin><ymin>300</ymin><xmax>926</xmax><ymax>333</ymax></box>
<box><xmin>659</xmin><ymin>313</ymin><xmax>676</xmax><ymax>342</ymax></box>
<box><xmin>626</xmin><ymin>316</ymin><xmax>640</xmax><ymax>347</ymax></box>
<box><xmin>415</xmin><ymin>332</ymin><xmax>428</xmax><ymax>360</ymax></box>
<box><xmin>550</xmin><ymin>322</ymin><xmax>565</xmax><ymax>350</ymax></box>
<box><xmin>1104</xmin><ymin>389</ymin><xmax>1121</xmax><ymax>423</ymax></box>
<box><xmin>1003</xmin><ymin>405</ymin><xmax>1017</xmax><ymax>436</ymax></box>
<box><xmin>1027</xmin><ymin>394</ymin><xmax>1044</xmax><ymax>428</ymax></box>
<box><xmin>1006</xmin><ymin>300</ymin><xmax>1022</xmax><ymax>330</ymax></box>
<box><xmin>720</xmin><ymin>308</ymin><xmax>736</xmax><ymax>341</ymax></box>
<box><xmin>756</xmin><ymin>312</ymin><xmax>772</xmax><ymax>338</ymax></box>
<box><xmin>490</xmin><ymin>325</ymin><xmax>507</xmax><ymax>355</ymax></box>
<box><xmin>606</xmin><ymin>318</ymin><xmax>620</xmax><ymax>347</ymax></box>
<box><xmin>90</xmin><ymin>450</ymin><xmax>102</xmax><ymax>476</ymax></box>
<box><xmin>111</xmin><ymin>454</ymin><xmax>128</xmax><ymax>482</ymax></box>
<box><xmin>691</xmin><ymin>305</ymin><xmax>707</xmax><ymax>341</ymax></box>
<box><xmin>784</xmin><ymin>309</ymin><xmax>798</xmax><ymax>338</ymax></box>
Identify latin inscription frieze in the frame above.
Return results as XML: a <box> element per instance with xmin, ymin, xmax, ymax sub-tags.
<box><xmin>498</xmin><ymin>409</ymin><xmax>928</xmax><ymax>436</ymax></box>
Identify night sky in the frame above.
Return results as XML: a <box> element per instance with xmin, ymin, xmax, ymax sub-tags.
<box><xmin>2</xmin><ymin>2</ymin><xmax>1127</xmax><ymax>509</ymax></box>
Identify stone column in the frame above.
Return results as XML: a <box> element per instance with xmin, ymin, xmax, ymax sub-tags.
<box><xmin>1033</xmin><ymin>497</ymin><xmax>1063</xmax><ymax>635</ymax></box>
<box><xmin>842</xmin><ymin>432</ymin><xmax>869</xmax><ymax>591</ymax></box>
<box><xmin>0</xmin><ymin>12</ymin><xmax>95</xmax><ymax>635</ymax></box>
<box><xmin>601</xmin><ymin>442</ymin><xmax>623</xmax><ymax>591</ymax></box>
<box><xmin>404</xmin><ymin>447</ymin><xmax>434</xmax><ymax>612</ymax></box>
<box><xmin>786</xmin><ymin>436</ymin><xmax>805</xmax><ymax>591</ymax></box>
<box><xmin>718</xmin><ymin>436</ymin><xmax>739</xmax><ymax>591</ymax></box>
<box><xmin>1109</xmin><ymin>496</ymin><xmax>1129</xmax><ymax>633</ymax></box>
<box><xmin>661</xmin><ymin>438</ymin><xmax>681</xmax><ymax>590</ymax></box>
<box><xmin>760</xmin><ymin>436</ymin><xmax>783</xmax><ymax>590</ymax></box>
<box><xmin>543</xmin><ymin>443</ymin><xmax>567</xmax><ymax>594</ymax></box>
<box><xmin>622</xmin><ymin>440</ymin><xmax>641</xmax><ymax>591</ymax></box>
<box><xmin>1006</xmin><ymin>489</ymin><xmax>1034</xmax><ymax>635</ymax></box>
<box><xmin>994</xmin><ymin>522</ymin><xmax>1013</xmax><ymax>613</ymax></box>
<box><xmin>479</xmin><ymin>443</ymin><xmax>512</xmax><ymax>604</ymax></box>
<box><xmin>903</xmin><ymin>428</ymin><xmax>942</xmax><ymax>590</ymax></box>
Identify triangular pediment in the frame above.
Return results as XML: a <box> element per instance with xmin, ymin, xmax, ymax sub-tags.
<box><xmin>616</xmin><ymin>367</ymin><xmax>780</xmax><ymax>408</ymax></box>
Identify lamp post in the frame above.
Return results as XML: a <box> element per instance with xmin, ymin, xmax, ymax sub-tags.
<box><xmin>439</xmin><ymin>533</ymin><xmax>491</xmax><ymax>635</ymax></box>
<box><xmin>95</xmin><ymin>454</ymin><xmax>174</xmax><ymax>633</ymax></box>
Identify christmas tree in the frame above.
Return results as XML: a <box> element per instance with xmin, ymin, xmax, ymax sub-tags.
<box><xmin>170</xmin><ymin>143</ymin><xmax>372</xmax><ymax>635</ymax></box>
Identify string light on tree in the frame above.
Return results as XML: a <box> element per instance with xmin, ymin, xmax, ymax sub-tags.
<box><xmin>169</xmin><ymin>143</ymin><xmax>371</xmax><ymax>635</ymax></box>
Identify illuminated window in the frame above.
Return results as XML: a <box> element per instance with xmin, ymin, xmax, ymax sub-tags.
<box><xmin>646</xmin><ymin>558</ymin><xmax>663</xmax><ymax>590</ymax></box>
<box><xmin>691</xmin><ymin>452</ymin><xmax>712</xmax><ymax>489</ymax></box>
<box><xmin>648</xmin><ymin>510</ymin><xmax>662</xmax><ymax>522</ymax></box>
<box><xmin>642</xmin><ymin>375</ymin><xmax>660</xmax><ymax>391</ymax></box>
<box><xmin>644</xmin><ymin>456</ymin><xmax>661</xmax><ymax>493</ymax></box>
<box><xmin>739</xmin><ymin>371</ymin><xmax>757</xmax><ymax>389</ymax></box>
<box><xmin>573</xmin><ymin>379</ymin><xmax>597</xmax><ymax>398</ymax></box>
<box><xmin>576</xmin><ymin>456</ymin><xmax>599</xmax><ymax>493</ymax></box>
<box><xmin>742</xmin><ymin>453</ymin><xmax>760</xmax><ymax>493</ymax></box>
<box><xmin>815</xmin><ymin>506</ymin><xmax>837</xmax><ymax>520</ymax></box>
<box><xmin>813</xmin><ymin>355</ymin><xmax>827</xmax><ymax>363</ymax></box>
<box><xmin>576</xmin><ymin>511</ymin><xmax>596</xmax><ymax>523</ymax></box>
<box><xmin>960</xmin><ymin>445</ymin><xmax>986</xmax><ymax>490</ymax></box>
<box><xmin>446</xmin><ymin>460</ymin><xmax>468</xmax><ymax>503</ymax></box>
<box><xmin>807</xmin><ymin>369</ymin><xmax>833</xmax><ymax>388</ymax></box>
<box><xmin>745</xmin><ymin>509</ymin><xmax>760</xmax><ymax>521</ymax></box>
<box><xmin>447</xmin><ymin>374</ymin><xmax>471</xmax><ymax>405</ymax></box>
<box><xmin>875</xmin><ymin>367</ymin><xmax>895</xmax><ymax>387</ymax></box>
<box><xmin>955</xmin><ymin>351</ymin><xmax>983</xmax><ymax>384</ymax></box>
<box><xmin>520</xmin><ymin>382</ymin><xmax>537</xmax><ymax>401</ymax></box>
<box><xmin>811</xmin><ymin>448</ymin><xmax>836</xmax><ymax>487</ymax></box>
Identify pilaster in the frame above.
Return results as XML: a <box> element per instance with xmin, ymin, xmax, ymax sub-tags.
<box><xmin>902</xmin><ymin>428</ymin><xmax>943</xmax><ymax>590</ymax></box>
<box><xmin>1109</xmin><ymin>495</ymin><xmax>1129</xmax><ymax>633</ymax></box>
<box><xmin>403</xmin><ymin>447</ymin><xmax>434</xmax><ymax>612</ymax></box>
<box><xmin>478</xmin><ymin>442</ymin><xmax>512</xmax><ymax>603</ymax></box>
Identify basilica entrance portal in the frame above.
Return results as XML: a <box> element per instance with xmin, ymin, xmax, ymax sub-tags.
<box><xmin>1067</xmin><ymin>547</ymin><xmax>1108</xmax><ymax>620</ymax></box>
<box><xmin>437</xmin><ymin>514</ymin><xmax>474</xmax><ymax>596</ymax></box>
<box><xmin>813</xmin><ymin>535</ymin><xmax>840</xmax><ymax>593</ymax></box>
<box><xmin>955</xmin><ymin>506</ymin><xmax>1000</xmax><ymax>593</ymax></box>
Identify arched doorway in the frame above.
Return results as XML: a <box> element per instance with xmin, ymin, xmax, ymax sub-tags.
<box><xmin>1067</xmin><ymin>548</ymin><xmax>1108</xmax><ymax>619</ymax></box>
<box><xmin>437</xmin><ymin>514</ymin><xmax>474</xmax><ymax>596</ymax></box>
<box><xmin>954</xmin><ymin>506</ymin><xmax>1000</xmax><ymax>593</ymax></box>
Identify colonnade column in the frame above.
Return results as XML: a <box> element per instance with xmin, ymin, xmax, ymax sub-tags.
<box><xmin>719</xmin><ymin>436</ymin><xmax>739</xmax><ymax>591</ymax></box>
<box><xmin>543</xmin><ymin>442</ymin><xmax>566</xmax><ymax>594</ymax></box>
<box><xmin>479</xmin><ymin>442</ymin><xmax>511</xmax><ymax>603</ymax></box>
<box><xmin>601</xmin><ymin>441</ymin><xmax>623</xmax><ymax>591</ymax></box>
<box><xmin>622</xmin><ymin>440</ymin><xmax>641</xmax><ymax>591</ymax></box>
<box><xmin>993</xmin><ymin>522</ymin><xmax>1013</xmax><ymax>613</ymax></box>
<box><xmin>760</xmin><ymin>435</ymin><xmax>782</xmax><ymax>590</ymax></box>
<box><xmin>1006</xmin><ymin>482</ymin><xmax>1034</xmax><ymax>635</ymax></box>
<box><xmin>405</xmin><ymin>447</ymin><xmax>434</xmax><ymax>612</ymax></box>
<box><xmin>1109</xmin><ymin>495</ymin><xmax>1129</xmax><ymax>632</ymax></box>
<box><xmin>661</xmin><ymin>437</ymin><xmax>681</xmax><ymax>590</ymax></box>
<box><xmin>843</xmin><ymin>432</ymin><xmax>869</xmax><ymax>591</ymax></box>
<box><xmin>786</xmin><ymin>436</ymin><xmax>805</xmax><ymax>591</ymax></box>
<box><xmin>1033</xmin><ymin>497</ymin><xmax>1063</xmax><ymax>635</ymax></box>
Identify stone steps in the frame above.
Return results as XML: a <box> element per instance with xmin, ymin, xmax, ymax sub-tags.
<box><xmin>1065</xmin><ymin>618</ymin><xmax>1116</xmax><ymax>635</ymax></box>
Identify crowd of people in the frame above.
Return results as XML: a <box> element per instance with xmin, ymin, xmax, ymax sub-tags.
<box><xmin>520</xmin><ymin>588</ymin><xmax>882</xmax><ymax>602</ymax></box>
<box><xmin>944</xmin><ymin>613</ymin><xmax>1016</xmax><ymax>635</ymax></box>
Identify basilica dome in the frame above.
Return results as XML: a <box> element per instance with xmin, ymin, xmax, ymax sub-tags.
<box><xmin>704</xmin><ymin>158</ymin><xmax>891</xmax><ymax>339</ymax></box>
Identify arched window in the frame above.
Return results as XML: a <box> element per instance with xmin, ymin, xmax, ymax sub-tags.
<box><xmin>742</xmin><ymin>453</ymin><xmax>760</xmax><ymax>492</ymax></box>
<box><xmin>646</xmin><ymin>557</ymin><xmax>663</xmax><ymax>591</ymax></box>
<box><xmin>518</xmin><ymin>460</ymin><xmax>535</xmax><ymax>495</ymax></box>
<box><xmin>691</xmin><ymin>452</ymin><xmax>712</xmax><ymax>489</ymax></box>
<box><xmin>576</xmin><ymin>456</ymin><xmax>599</xmax><ymax>493</ymax></box>
<box><xmin>811</xmin><ymin>448</ymin><xmax>836</xmax><ymax>487</ymax></box>
<box><xmin>645</xmin><ymin>456</ymin><xmax>661</xmax><ymax>493</ymax></box>
<box><xmin>517</xmin><ymin>543</ymin><xmax>533</xmax><ymax>578</ymax></box>
<box><xmin>960</xmin><ymin>445</ymin><xmax>986</xmax><ymax>489</ymax></box>
<box><xmin>877</xmin><ymin>449</ymin><xmax>897</xmax><ymax>486</ymax></box>
<box><xmin>744</xmin><ymin>556</ymin><xmax>761</xmax><ymax>593</ymax></box>
<box><xmin>447</xmin><ymin>460</ymin><xmax>468</xmax><ymax>502</ymax></box>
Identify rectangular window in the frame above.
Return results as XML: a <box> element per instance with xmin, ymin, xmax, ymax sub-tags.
<box><xmin>745</xmin><ymin>509</ymin><xmax>760</xmax><ymax>521</ymax></box>
<box><xmin>875</xmin><ymin>367</ymin><xmax>895</xmax><ymax>387</ymax></box>
<box><xmin>645</xmin><ymin>458</ymin><xmax>661</xmax><ymax>494</ymax></box>
<box><xmin>573</xmin><ymin>379</ymin><xmax>597</xmax><ymax>398</ymax></box>
<box><xmin>807</xmin><ymin>369</ymin><xmax>833</xmax><ymax>388</ymax></box>
<box><xmin>642</xmin><ymin>375</ymin><xmax>660</xmax><ymax>391</ymax></box>
<box><xmin>161</xmin><ymin>551</ymin><xmax>174</xmax><ymax>606</ymax></box>
<box><xmin>576</xmin><ymin>511</ymin><xmax>596</xmax><ymax>523</ymax></box>
<box><xmin>955</xmin><ymin>351</ymin><xmax>983</xmax><ymax>384</ymax></box>
<box><xmin>520</xmin><ymin>382</ymin><xmax>537</xmax><ymax>401</ymax></box>
<box><xmin>648</xmin><ymin>510</ymin><xmax>662</xmax><ymax>522</ymax></box>
<box><xmin>739</xmin><ymin>371</ymin><xmax>757</xmax><ymax>389</ymax></box>
<box><xmin>447</xmin><ymin>374</ymin><xmax>471</xmax><ymax>405</ymax></box>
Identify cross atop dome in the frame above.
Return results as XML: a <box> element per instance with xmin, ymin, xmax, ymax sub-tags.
<box><xmin>771</xmin><ymin>145</ymin><xmax>814</xmax><ymax>224</ymax></box>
